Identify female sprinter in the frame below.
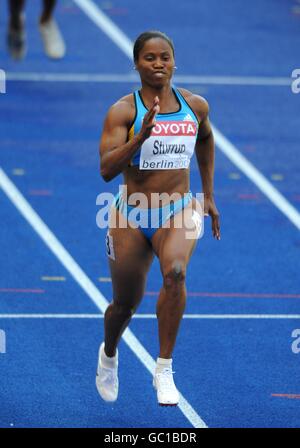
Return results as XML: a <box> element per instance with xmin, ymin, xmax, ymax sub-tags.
<box><xmin>96</xmin><ymin>30</ymin><xmax>220</xmax><ymax>406</ymax></box>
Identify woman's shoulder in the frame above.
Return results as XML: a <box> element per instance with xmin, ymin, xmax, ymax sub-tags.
<box><xmin>109</xmin><ymin>93</ymin><xmax>135</xmax><ymax>113</ymax></box>
<box><xmin>176</xmin><ymin>87</ymin><xmax>209</xmax><ymax>121</ymax></box>
<box><xmin>105</xmin><ymin>93</ymin><xmax>136</xmax><ymax>128</ymax></box>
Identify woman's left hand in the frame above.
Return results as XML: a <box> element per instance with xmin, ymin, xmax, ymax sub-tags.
<box><xmin>204</xmin><ymin>194</ymin><xmax>221</xmax><ymax>240</ymax></box>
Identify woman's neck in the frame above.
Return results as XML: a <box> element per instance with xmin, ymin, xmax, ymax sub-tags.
<box><xmin>140</xmin><ymin>82</ymin><xmax>177</xmax><ymax>113</ymax></box>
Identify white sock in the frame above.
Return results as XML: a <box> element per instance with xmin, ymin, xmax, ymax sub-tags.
<box><xmin>101</xmin><ymin>344</ymin><xmax>118</xmax><ymax>369</ymax></box>
<box><xmin>155</xmin><ymin>357</ymin><xmax>172</xmax><ymax>374</ymax></box>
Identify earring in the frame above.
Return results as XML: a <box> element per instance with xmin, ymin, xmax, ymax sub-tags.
<box><xmin>133</xmin><ymin>66</ymin><xmax>137</xmax><ymax>70</ymax></box>
<box><xmin>173</xmin><ymin>66</ymin><xmax>178</xmax><ymax>70</ymax></box>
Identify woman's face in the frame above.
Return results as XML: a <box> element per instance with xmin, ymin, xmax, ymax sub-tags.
<box><xmin>135</xmin><ymin>38</ymin><xmax>175</xmax><ymax>87</ymax></box>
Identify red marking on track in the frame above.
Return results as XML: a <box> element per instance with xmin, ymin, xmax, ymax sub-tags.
<box><xmin>145</xmin><ymin>292</ymin><xmax>300</xmax><ymax>299</ymax></box>
<box><xmin>271</xmin><ymin>394</ymin><xmax>300</xmax><ymax>399</ymax></box>
<box><xmin>0</xmin><ymin>288</ymin><xmax>45</xmax><ymax>294</ymax></box>
<box><xmin>243</xmin><ymin>145</ymin><xmax>256</xmax><ymax>152</ymax></box>
<box><xmin>28</xmin><ymin>190</ymin><xmax>52</xmax><ymax>196</ymax></box>
<box><xmin>61</xmin><ymin>6</ymin><xmax>78</xmax><ymax>13</ymax></box>
<box><xmin>238</xmin><ymin>193</ymin><xmax>260</xmax><ymax>200</ymax></box>
<box><xmin>108</xmin><ymin>8</ymin><xmax>129</xmax><ymax>16</ymax></box>
<box><xmin>189</xmin><ymin>292</ymin><xmax>300</xmax><ymax>299</ymax></box>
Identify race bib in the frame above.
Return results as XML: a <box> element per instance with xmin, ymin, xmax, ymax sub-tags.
<box><xmin>139</xmin><ymin>120</ymin><xmax>198</xmax><ymax>170</ymax></box>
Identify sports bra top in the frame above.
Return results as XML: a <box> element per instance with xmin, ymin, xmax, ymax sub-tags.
<box><xmin>128</xmin><ymin>87</ymin><xmax>199</xmax><ymax>170</ymax></box>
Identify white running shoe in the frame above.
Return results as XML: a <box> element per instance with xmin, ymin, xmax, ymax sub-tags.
<box><xmin>96</xmin><ymin>343</ymin><xmax>119</xmax><ymax>402</ymax></box>
<box><xmin>39</xmin><ymin>18</ymin><xmax>66</xmax><ymax>59</ymax></box>
<box><xmin>153</xmin><ymin>367</ymin><xmax>180</xmax><ymax>406</ymax></box>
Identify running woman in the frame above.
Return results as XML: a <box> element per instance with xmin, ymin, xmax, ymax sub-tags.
<box><xmin>96</xmin><ymin>31</ymin><xmax>220</xmax><ymax>406</ymax></box>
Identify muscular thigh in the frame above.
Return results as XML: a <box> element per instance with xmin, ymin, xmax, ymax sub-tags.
<box><xmin>151</xmin><ymin>197</ymin><xmax>202</xmax><ymax>266</ymax></box>
<box><xmin>106</xmin><ymin>206</ymin><xmax>154</xmax><ymax>306</ymax></box>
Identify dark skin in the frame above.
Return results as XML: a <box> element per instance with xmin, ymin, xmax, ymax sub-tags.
<box><xmin>100</xmin><ymin>37</ymin><xmax>220</xmax><ymax>358</ymax></box>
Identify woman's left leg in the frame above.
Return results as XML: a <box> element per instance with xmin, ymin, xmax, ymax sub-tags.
<box><xmin>150</xmin><ymin>198</ymin><xmax>201</xmax><ymax>405</ymax></box>
<box><xmin>151</xmin><ymin>198</ymin><xmax>201</xmax><ymax>359</ymax></box>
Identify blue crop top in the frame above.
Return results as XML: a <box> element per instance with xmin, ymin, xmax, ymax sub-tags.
<box><xmin>128</xmin><ymin>87</ymin><xmax>199</xmax><ymax>170</ymax></box>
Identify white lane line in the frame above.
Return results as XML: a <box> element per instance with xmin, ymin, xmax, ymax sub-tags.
<box><xmin>0</xmin><ymin>314</ymin><xmax>104</xmax><ymax>319</ymax></box>
<box><xmin>73</xmin><ymin>0</ymin><xmax>133</xmax><ymax>58</ymax></box>
<box><xmin>212</xmin><ymin>126</ymin><xmax>300</xmax><ymax>231</ymax></box>
<box><xmin>0</xmin><ymin>169</ymin><xmax>107</xmax><ymax>313</ymax></box>
<box><xmin>175</xmin><ymin>75</ymin><xmax>291</xmax><ymax>86</ymax></box>
<box><xmin>6</xmin><ymin>72</ymin><xmax>291</xmax><ymax>86</ymax></box>
<box><xmin>73</xmin><ymin>0</ymin><xmax>210</xmax><ymax>428</ymax></box>
<box><xmin>0</xmin><ymin>167</ymin><xmax>206</xmax><ymax>429</ymax></box>
<box><xmin>71</xmin><ymin>0</ymin><xmax>299</xmax><ymax>427</ymax></box>
<box><xmin>1</xmin><ymin>314</ymin><xmax>300</xmax><ymax>319</ymax></box>
<box><xmin>6</xmin><ymin>72</ymin><xmax>137</xmax><ymax>83</ymax></box>
<box><xmin>73</xmin><ymin>0</ymin><xmax>300</xmax><ymax>233</ymax></box>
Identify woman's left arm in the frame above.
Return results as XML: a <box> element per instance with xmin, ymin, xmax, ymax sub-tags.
<box><xmin>194</xmin><ymin>97</ymin><xmax>221</xmax><ymax>240</ymax></box>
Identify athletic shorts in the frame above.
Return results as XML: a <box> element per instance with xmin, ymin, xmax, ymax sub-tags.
<box><xmin>113</xmin><ymin>190</ymin><xmax>193</xmax><ymax>241</ymax></box>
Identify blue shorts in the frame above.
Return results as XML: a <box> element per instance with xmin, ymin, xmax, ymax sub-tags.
<box><xmin>113</xmin><ymin>190</ymin><xmax>193</xmax><ymax>241</ymax></box>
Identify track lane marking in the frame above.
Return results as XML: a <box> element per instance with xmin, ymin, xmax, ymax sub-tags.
<box><xmin>0</xmin><ymin>314</ymin><xmax>300</xmax><ymax>319</ymax></box>
<box><xmin>0</xmin><ymin>167</ymin><xmax>207</xmax><ymax>428</ymax></box>
<box><xmin>6</xmin><ymin>71</ymin><xmax>292</xmax><ymax>85</ymax></box>
<box><xmin>73</xmin><ymin>0</ymin><xmax>300</xmax><ymax>232</ymax></box>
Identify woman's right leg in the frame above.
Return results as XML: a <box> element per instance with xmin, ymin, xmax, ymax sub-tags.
<box><xmin>96</xmin><ymin>206</ymin><xmax>153</xmax><ymax>402</ymax></box>
<box><xmin>103</xmin><ymin>206</ymin><xmax>154</xmax><ymax>357</ymax></box>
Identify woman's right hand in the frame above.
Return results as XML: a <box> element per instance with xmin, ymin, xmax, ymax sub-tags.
<box><xmin>138</xmin><ymin>96</ymin><xmax>160</xmax><ymax>141</ymax></box>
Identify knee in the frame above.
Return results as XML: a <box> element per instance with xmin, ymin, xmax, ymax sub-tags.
<box><xmin>163</xmin><ymin>260</ymin><xmax>186</xmax><ymax>289</ymax></box>
<box><xmin>106</xmin><ymin>301</ymin><xmax>134</xmax><ymax>319</ymax></box>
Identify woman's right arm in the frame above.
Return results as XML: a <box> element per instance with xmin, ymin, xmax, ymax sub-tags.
<box><xmin>99</xmin><ymin>97</ymin><xmax>159</xmax><ymax>182</ymax></box>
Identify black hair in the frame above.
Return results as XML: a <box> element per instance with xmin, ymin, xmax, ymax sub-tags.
<box><xmin>133</xmin><ymin>30</ymin><xmax>175</xmax><ymax>62</ymax></box>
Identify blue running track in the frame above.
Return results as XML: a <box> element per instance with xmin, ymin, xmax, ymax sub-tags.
<box><xmin>0</xmin><ymin>0</ymin><xmax>300</xmax><ymax>428</ymax></box>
